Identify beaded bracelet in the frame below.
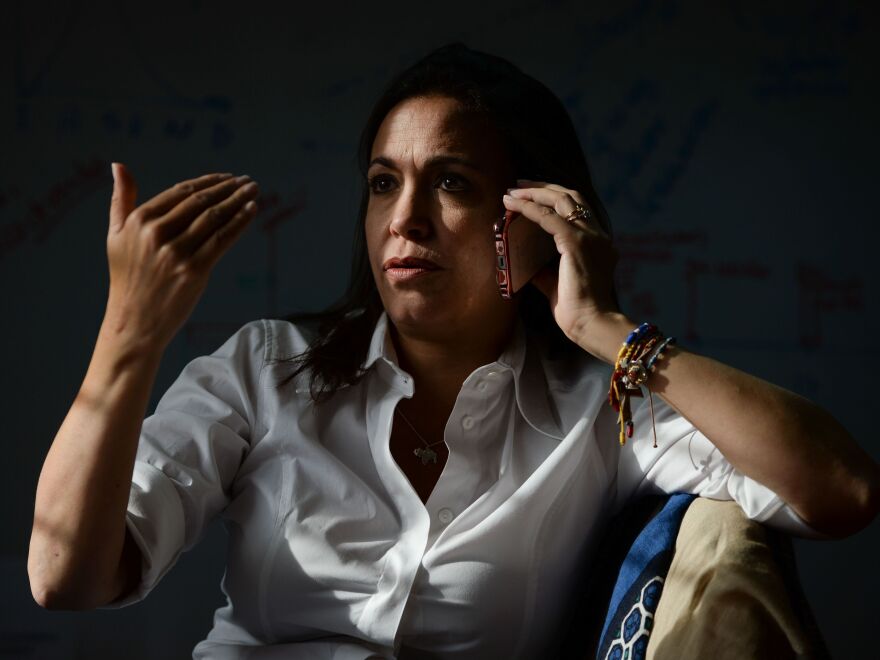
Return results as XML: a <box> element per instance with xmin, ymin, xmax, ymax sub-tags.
<box><xmin>608</xmin><ymin>323</ymin><xmax>656</xmax><ymax>445</ymax></box>
<box><xmin>608</xmin><ymin>323</ymin><xmax>676</xmax><ymax>448</ymax></box>
<box><xmin>646</xmin><ymin>336</ymin><xmax>676</xmax><ymax>372</ymax></box>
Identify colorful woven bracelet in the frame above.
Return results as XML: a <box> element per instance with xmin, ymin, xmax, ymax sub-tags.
<box><xmin>608</xmin><ymin>322</ymin><xmax>668</xmax><ymax>448</ymax></box>
<box><xmin>646</xmin><ymin>336</ymin><xmax>676</xmax><ymax>372</ymax></box>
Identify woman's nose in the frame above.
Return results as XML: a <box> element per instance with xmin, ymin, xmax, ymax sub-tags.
<box><xmin>388</xmin><ymin>191</ymin><xmax>433</xmax><ymax>239</ymax></box>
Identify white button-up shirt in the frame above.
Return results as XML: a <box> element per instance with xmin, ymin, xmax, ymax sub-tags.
<box><xmin>99</xmin><ymin>310</ymin><xmax>823</xmax><ymax>658</ymax></box>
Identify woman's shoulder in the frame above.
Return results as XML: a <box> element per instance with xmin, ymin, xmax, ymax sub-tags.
<box><xmin>259</xmin><ymin>317</ymin><xmax>319</xmax><ymax>362</ymax></box>
<box><xmin>203</xmin><ymin>318</ymin><xmax>316</xmax><ymax>376</ymax></box>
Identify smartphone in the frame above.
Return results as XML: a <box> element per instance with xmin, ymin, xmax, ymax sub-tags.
<box><xmin>494</xmin><ymin>208</ymin><xmax>559</xmax><ymax>299</ymax></box>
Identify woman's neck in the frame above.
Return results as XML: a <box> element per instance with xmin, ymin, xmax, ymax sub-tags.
<box><xmin>389</xmin><ymin>316</ymin><xmax>517</xmax><ymax>406</ymax></box>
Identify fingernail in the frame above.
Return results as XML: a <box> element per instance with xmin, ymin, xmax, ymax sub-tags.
<box><xmin>503</xmin><ymin>194</ymin><xmax>514</xmax><ymax>201</ymax></box>
<box><xmin>236</xmin><ymin>175</ymin><xmax>251</xmax><ymax>184</ymax></box>
<box><xmin>110</xmin><ymin>163</ymin><xmax>117</xmax><ymax>182</ymax></box>
<box><xmin>516</xmin><ymin>178</ymin><xmax>530</xmax><ymax>184</ymax></box>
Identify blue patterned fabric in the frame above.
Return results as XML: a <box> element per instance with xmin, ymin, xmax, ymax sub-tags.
<box><xmin>596</xmin><ymin>492</ymin><xmax>697</xmax><ymax>660</ymax></box>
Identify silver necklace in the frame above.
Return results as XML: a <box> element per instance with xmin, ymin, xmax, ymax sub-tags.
<box><xmin>395</xmin><ymin>407</ymin><xmax>445</xmax><ymax>465</ymax></box>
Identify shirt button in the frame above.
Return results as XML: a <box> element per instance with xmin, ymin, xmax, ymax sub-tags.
<box><xmin>486</xmin><ymin>371</ymin><xmax>498</xmax><ymax>378</ymax></box>
<box><xmin>461</xmin><ymin>415</ymin><xmax>475</xmax><ymax>430</ymax></box>
<box><xmin>438</xmin><ymin>508</ymin><xmax>454</xmax><ymax>524</ymax></box>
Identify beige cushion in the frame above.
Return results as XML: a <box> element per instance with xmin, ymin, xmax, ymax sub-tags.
<box><xmin>646</xmin><ymin>497</ymin><xmax>818</xmax><ymax>659</ymax></box>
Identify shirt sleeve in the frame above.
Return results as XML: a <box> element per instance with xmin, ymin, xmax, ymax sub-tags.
<box><xmin>97</xmin><ymin>319</ymin><xmax>267</xmax><ymax>609</ymax></box>
<box><xmin>604</xmin><ymin>389</ymin><xmax>830</xmax><ymax>539</ymax></box>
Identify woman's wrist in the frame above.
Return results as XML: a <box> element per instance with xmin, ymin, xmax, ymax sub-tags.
<box><xmin>572</xmin><ymin>312</ymin><xmax>640</xmax><ymax>365</ymax></box>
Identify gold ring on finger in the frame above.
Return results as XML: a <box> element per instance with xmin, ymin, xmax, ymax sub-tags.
<box><xmin>564</xmin><ymin>204</ymin><xmax>592</xmax><ymax>224</ymax></box>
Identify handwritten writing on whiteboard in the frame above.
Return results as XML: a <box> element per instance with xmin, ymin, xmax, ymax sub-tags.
<box><xmin>683</xmin><ymin>257</ymin><xmax>776</xmax><ymax>344</ymax></box>
<box><xmin>16</xmin><ymin>102</ymin><xmax>235</xmax><ymax>149</ymax></box>
<box><xmin>612</xmin><ymin>228</ymin><xmax>863</xmax><ymax>355</ymax></box>
<box><xmin>796</xmin><ymin>261</ymin><xmax>863</xmax><ymax>349</ymax></box>
<box><xmin>0</xmin><ymin>157</ymin><xmax>105</xmax><ymax>260</ymax></box>
<box><xmin>616</xmin><ymin>228</ymin><xmax>709</xmax><ymax>292</ymax></box>
<box><xmin>563</xmin><ymin>77</ymin><xmax>720</xmax><ymax>225</ymax></box>
<box><xmin>12</xmin><ymin>2</ymin><xmax>235</xmax><ymax>147</ymax></box>
<box><xmin>725</xmin><ymin>0</ymin><xmax>859</xmax><ymax>100</ymax></box>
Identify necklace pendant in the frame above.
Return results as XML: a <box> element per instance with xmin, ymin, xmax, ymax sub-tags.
<box><xmin>413</xmin><ymin>447</ymin><xmax>438</xmax><ymax>465</ymax></box>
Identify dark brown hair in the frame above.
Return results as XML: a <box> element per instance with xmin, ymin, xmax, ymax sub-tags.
<box><xmin>270</xmin><ymin>41</ymin><xmax>618</xmax><ymax>403</ymax></box>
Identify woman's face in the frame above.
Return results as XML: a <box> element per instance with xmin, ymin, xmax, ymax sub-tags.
<box><xmin>365</xmin><ymin>95</ymin><xmax>519</xmax><ymax>340</ymax></box>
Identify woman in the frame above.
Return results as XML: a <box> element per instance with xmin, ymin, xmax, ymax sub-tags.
<box><xmin>29</xmin><ymin>43</ymin><xmax>878</xmax><ymax>659</ymax></box>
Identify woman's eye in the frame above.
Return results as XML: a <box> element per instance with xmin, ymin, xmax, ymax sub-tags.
<box><xmin>439</xmin><ymin>174</ymin><xmax>467</xmax><ymax>191</ymax></box>
<box><xmin>368</xmin><ymin>175</ymin><xmax>393</xmax><ymax>194</ymax></box>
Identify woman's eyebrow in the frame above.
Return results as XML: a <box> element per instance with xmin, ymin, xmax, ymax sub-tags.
<box><xmin>368</xmin><ymin>154</ymin><xmax>481</xmax><ymax>171</ymax></box>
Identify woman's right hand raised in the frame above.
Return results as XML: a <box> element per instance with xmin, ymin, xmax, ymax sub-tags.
<box><xmin>103</xmin><ymin>163</ymin><xmax>260</xmax><ymax>352</ymax></box>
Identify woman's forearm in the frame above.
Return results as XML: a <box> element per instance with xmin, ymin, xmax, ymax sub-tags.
<box><xmin>576</xmin><ymin>312</ymin><xmax>880</xmax><ymax>538</ymax></box>
<box><xmin>28</xmin><ymin>311</ymin><xmax>165</xmax><ymax>608</ymax></box>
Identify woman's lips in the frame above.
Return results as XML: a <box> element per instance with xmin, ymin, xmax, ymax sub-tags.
<box><xmin>382</xmin><ymin>256</ymin><xmax>442</xmax><ymax>282</ymax></box>
<box><xmin>383</xmin><ymin>257</ymin><xmax>440</xmax><ymax>270</ymax></box>
<box><xmin>384</xmin><ymin>267</ymin><xmax>442</xmax><ymax>282</ymax></box>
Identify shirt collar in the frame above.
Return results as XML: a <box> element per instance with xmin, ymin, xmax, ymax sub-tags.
<box><xmin>360</xmin><ymin>310</ymin><xmax>565</xmax><ymax>441</ymax></box>
<box><xmin>361</xmin><ymin>309</ymin><xmax>402</xmax><ymax>373</ymax></box>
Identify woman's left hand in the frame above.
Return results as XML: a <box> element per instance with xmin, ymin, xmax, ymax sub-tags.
<box><xmin>502</xmin><ymin>178</ymin><xmax>621</xmax><ymax>343</ymax></box>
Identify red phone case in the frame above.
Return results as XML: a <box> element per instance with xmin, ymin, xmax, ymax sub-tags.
<box><xmin>494</xmin><ymin>209</ymin><xmax>558</xmax><ymax>299</ymax></box>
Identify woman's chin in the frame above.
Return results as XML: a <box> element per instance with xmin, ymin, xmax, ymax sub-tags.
<box><xmin>382</xmin><ymin>284</ymin><xmax>506</xmax><ymax>326</ymax></box>
<box><xmin>385</xmin><ymin>293</ymin><xmax>471</xmax><ymax>332</ymax></box>
<box><xmin>387</xmin><ymin>299</ymin><xmax>450</xmax><ymax>326</ymax></box>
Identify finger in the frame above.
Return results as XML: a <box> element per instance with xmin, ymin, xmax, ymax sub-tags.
<box><xmin>190</xmin><ymin>198</ymin><xmax>259</xmax><ymax>269</ymax></box>
<box><xmin>511</xmin><ymin>185</ymin><xmax>609</xmax><ymax>239</ymax></box>
<box><xmin>508</xmin><ymin>186</ymin><xmax>583</xmax><ymax>217</ymax></box>
<box><xmin>109</xmin><ymin>162</ymin><xmax>138</xmax><ymax>232</ymax></box>
<box><xmin>505</xmin><ymin>191</ymin><xmax>599</xmax><ymax>240</ymax></box>
<box><xmin>514</xmin><ymin>180</ymin><xmax>588</xmax><ymax>207</ymax></box>
<box><xmin>516</xmin><ymin>178</ymin><xmax>572</xmax><ymax>193</ymax></box>
<box><xmin>138</xmin><ymin>172</ymin><xmax>236</xmax><ymax>218</ymax></box>
<box><xmin>172</xmin><ymin>180</ymin><xmax>260</xmax><ymax>258</ymax></box>
<box><xmin>153</xmin><ymin>176</ymin><xmax>255</xmax><ymax>243</ymax></box>
<box><xmin>503</xmin><ymin>193</ymin><xmax>571</xmax><ymax>237</ymax></box>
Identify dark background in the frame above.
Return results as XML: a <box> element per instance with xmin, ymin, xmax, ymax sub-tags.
<box><xmin>3</xmin><ymin>1</ymin><xmax>877</xmax><ymax>657</ymax></box>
